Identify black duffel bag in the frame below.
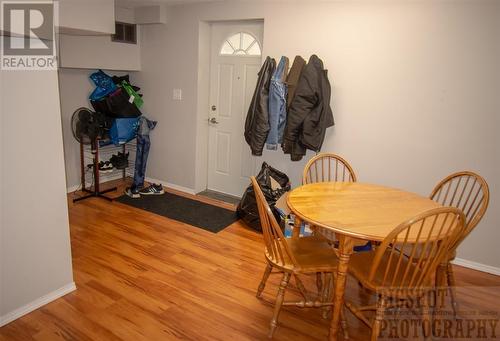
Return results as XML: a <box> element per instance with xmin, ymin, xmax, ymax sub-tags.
<box><xmin>90</xmin><ymin>97</ymin><xmax>114</xmax><ymax>117</ymax></box>
<box><xmin>106</xmin><ymin>88</ymin><xmax>142</xmax><ymax>118</ymax></box>
<box><xmin>237</xmin><ymin>162</ymin><xmax>290</xmax><ymax>232</ymax></box>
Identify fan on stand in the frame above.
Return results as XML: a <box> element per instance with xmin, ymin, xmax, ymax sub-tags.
<box><xmin>71</xmin><ymin>107</ymin><xmax>116</xmax><ymax>202</ymax></box>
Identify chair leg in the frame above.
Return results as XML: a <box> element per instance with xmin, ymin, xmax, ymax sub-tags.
<box><xmin>435</xmin><ymin>262</ymin><xmax>447</xmax><ymax>309</ymax></box>
<box><xmin>316</xmin><ymin>272</ymin><xmax>323</xmax><ymax>297</ymax></box>
<box><xmin>257</xmin><ymin>264</ymin><xmax>273</xmax><ymax>298</ymax></box>
<box><xmin>322</xmin><ymin>273</ymin><xmax>332</xmax><ymax>319</ymax></box>
<box><xmin>421</xmin><ymin>293</ymin><xmax>431</xmax><ymax>340</ymax></box>
<box><xmin>269</xmin><ymin>272</ymin><xmax>291</xmax><ymax>338</ymax></box>
<box><xmin>294</xmin><ymin>274</ymin><xmax>308</xmax><ymax>300</ymax></box>
<box><xmin>371</xmin><ymin>296</ymin><xmax>387</xmax><ymax>341</ymax></box>
<box><xmin>341</xmin><ymin>304</ymin><xmax>349</xmax><ymax>340</ymax></box>
<box><xmin>447</xmin><ymin>263</ymin><xmax>459</xmax><ymax>318</ymax></box>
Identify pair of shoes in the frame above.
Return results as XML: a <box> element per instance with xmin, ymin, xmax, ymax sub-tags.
<box><xmin>110</xmin><ymin>152</ymin><xmax>129</xmax><ymax>170</ymax></box>
<box><xmin>125</xmin><ymin>187</ymin><xmax>140</xmax><ymax>198</ymax></box>
<box><xmin>124</xmin><ymin>184</ymin><xmax>164</xmax><ymax>199</ymax></box>
<box><xmin>139</xmin><ymin>183</ymin><xmax>165</xmax><ymax>196</ymax></box>
<box><xmin>98</xmin><ymin>161</ymin><xmax>113</xmax><ymax>173</ymax></box>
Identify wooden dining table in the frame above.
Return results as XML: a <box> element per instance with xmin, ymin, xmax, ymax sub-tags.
<box><xmin>286</xmin><ymin>182</ymin><xmax>442</xmax><ymax>341</ymax></box>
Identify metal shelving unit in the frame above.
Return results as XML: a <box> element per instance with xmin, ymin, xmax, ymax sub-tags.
<box><xmin>78</xmin><ymin>139</ymin><xmax>136</xmax><ymax>196</ymax></box>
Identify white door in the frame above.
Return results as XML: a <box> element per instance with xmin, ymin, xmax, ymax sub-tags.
<box><xmin>207</xmin><ymin>21</ymin><xmax>263</xmax><ymax>197</ymax></box>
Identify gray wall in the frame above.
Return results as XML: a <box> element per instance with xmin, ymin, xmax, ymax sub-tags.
<box><xmin>58</xmin><ymin>68</ymin><xmax>95</xmax><ymax>191</ymax></box>
<box><xmin>58</xmin><ymin>4</ymin><xmax>141</xmax><ymax>72</ymax></box>
<box><xmin>1</xmin><ymin>68</ymin><xmax>74</xmax><ymax>319</ymax></box>
<box><xmin>59</xmin><ymin>33</ymin><xmax>141</xmax><ymax>71</ymax></box>
<box><xmin>58</xmin><ymin>68</ymin><xmax>133</xmax><ymax>191</ymax></box>
<box><xmin>59</xmin><ymin>0</ymin><xmax>115</xmax><ymax>35</ymax></box>
<box><xmin>134</xmin><ymin>0</ymin><xmax>500</xmax><ymax>268</ymax></box>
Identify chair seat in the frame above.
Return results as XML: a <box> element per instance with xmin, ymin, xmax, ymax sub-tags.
<box><xmin>348</xmin><ymin>250</ymin><xmax>432</xmax><ymax>297</ymax></box>
<box><xmin>265</xmin><ymin>236</ymin><xmax>338</xmax><ymax>273</ymax></box>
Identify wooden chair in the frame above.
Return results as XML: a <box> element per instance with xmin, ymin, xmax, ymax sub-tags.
<box><xmin>343</xmin><ymin>207</ymin><xmax>465</xmax><ymax>341</ymax></box>
<box><xmin>430</xmin><ymin>171</ymin><xmax>490</xmax><ymax>315</ymax></box>
<box><xmin>251</xmin><ymin>176</ymin><xmax>339</xmax><ymax>338</ymax></box>
<box><xmin>302</xmin><ymin>153</ymin><xmax>364</xmax><ymax>247</ymax></box>
<box><xmin>302</xmin><ymin>153</ymin><xmax>363</xmax><ymax>318</ymax></box>
<box><xmin>302</xmin><ymin>153</ymin><xmax>357</xmax><ymax>184</ymax></box>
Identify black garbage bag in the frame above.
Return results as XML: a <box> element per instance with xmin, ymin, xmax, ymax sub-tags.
<box><xmin>237</xmin><ymin>162</ymin><xmax>291</xmax><ymax>232</ymax></box>
<box><xmin>90</xmin><ymin>97</ymin><xmax>114</xmax><ymax>117</ymax></box>
<box><xmin>106</xmin><ymin>88</ymin><xmax>142</xmax><ymax>118</ymax></box>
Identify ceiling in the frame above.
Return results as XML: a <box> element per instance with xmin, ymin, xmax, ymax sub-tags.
<box><xmin>115</xmin><ymin>0</ymin><xmax>222</xmax><ymax>9</ymax></box>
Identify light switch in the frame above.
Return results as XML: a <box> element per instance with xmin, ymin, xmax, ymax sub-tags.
<box><xmin>173</xmin><ymin>88</ymin><xmax>182</xmax><ymax>100</ymax></box>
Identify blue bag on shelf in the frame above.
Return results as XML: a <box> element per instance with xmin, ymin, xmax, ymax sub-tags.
<box><xmin>109</xmin><ymin>117</ymin><xmax>139</xmax><ymax>145</ymax></box>
<box><xmin>89</xmin><ymin>70</ymin><xmax>117</xmax><ymax>101</ymax></box>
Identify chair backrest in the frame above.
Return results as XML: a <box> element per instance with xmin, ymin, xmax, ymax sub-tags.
<box><xmin>302</xmin><ymin>153</ymin><xmax>357</xmax><ymax>184</ymax></box>
<box><xmin>251</xmin><ymin>176</ymin><xmax>297</xmax><ymax>268</ymax></box>
<box><xmin>369</xmin><ymin>207</ymin><xmax>465</xmax><ymax>291</ymax></box>
<box><xmin>430</xmin><ymin>171</ymin><xmax>489</xmax><ymax>250</ymax></box>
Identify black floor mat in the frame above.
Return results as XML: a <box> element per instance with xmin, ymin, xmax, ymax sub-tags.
<box><xmin>116</xmin><ymin>192</ymin><xmax>238</xmax><ymax>233</ymax></box>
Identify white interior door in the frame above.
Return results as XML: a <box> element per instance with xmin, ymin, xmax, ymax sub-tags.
<box><xmin>207</xmin><ymin>21</ymin><xmax>263</xmax><ymax>197</ymax></box>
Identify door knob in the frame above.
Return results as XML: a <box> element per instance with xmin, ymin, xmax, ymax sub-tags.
<box><xmin>209</xmin><ymin>117</ymin><xmax>219</xmax><ymax>124</ymax></box>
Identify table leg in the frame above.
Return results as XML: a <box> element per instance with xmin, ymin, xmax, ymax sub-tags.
<box><xmin>330</xmin><ymin>235</ymin><xmax>354</xmax><ymax>341</ymax></box>
<box><xmin>292</xmin><ymin>216</ymin><xmax>302</xmax><ymax>240</ymax></box>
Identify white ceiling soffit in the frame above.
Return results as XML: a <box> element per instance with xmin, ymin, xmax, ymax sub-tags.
<box><xmin>115</xmin><ymin>0</ymin><xmax>222</xmax><ymax>9</ymax></box>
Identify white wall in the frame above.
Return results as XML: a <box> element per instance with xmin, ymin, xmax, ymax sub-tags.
<box><xmin>116</xmin><ymin>6</ymin><xmax>136</xmax><ymax>24</ymax></box>
<box><xmin>0</xmin><ymin>70</ymin><xmax>4</xmax><ymax>324</ymax></box>
<box><xmin>58</xmin><ymin>68</ymin><xmax>95</xmax><ymax>191</ymax></box>
<box><xmin>135</xmin><ymin>5</ymin><xmax>168</xmax><ymax>25</ymax></box>
<box><xmin>135</xmin><ymin>0</ymin><xmax>500</xmax><ymax>269</ymax></box>
<box><xmin>58</xmin><ymin>6</ymin><xmax>141</xmax><ymax>71</ymax></box>
<box><xmin>0</xmin><ymin>68</ymin><xmax>75</xmax><ymax>324</ymax></box>
<box><xmin>58</xmin><ymin>32</ymin><xmax>141</xmax><ymax>71</ymax></box>
<box><xmin>58</xmin><ymin>0</ymin><xmax>115</xmax><ymax>35</ymax></box>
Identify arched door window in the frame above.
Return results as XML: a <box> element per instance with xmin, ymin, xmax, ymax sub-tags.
<box><xmin>220</xmin><ymin>32</ymin><xmax>261</xmax><ymax>56</ymax></box>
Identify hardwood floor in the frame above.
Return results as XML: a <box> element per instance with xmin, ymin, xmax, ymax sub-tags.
<box><xmin>1</xmin><ymin>180</ymin><xmax>499</xmax><ymax>340</ymax></box>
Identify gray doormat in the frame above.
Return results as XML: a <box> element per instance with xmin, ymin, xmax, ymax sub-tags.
<box><xmin>196</xmin><ymin>190</ymin><xmax>241</xmax><ymax>205</ymax></box>
<box><xmin>116</xmin><ymin>192</ymin><xmax>238</xmax><ymax>233</ymax></box>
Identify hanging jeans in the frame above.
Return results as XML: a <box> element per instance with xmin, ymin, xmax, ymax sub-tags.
<box><xmin>266</xmin><ymin>57</ymin><xmax>288</xmax><ymax>150</ymax></box>
<box><xmin>131</xmin><ymin>134</ymin><xmax>151</xmax><ymax>190</ymax></box>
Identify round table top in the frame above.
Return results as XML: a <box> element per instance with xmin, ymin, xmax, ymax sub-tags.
<box><xmin>287</xmin><ymin>182</ymin><xmax>442</xmax><ymax>242</ymax></box>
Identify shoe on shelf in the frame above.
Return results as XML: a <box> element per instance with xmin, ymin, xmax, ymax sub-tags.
<box><xmin>98</xmin><ymin>161</ymin><xmax>110</xmax><ymax>173</ymax></box>
<box><xmin>98</xmin><ymin>161</ymin><xmax>113</xmax><ymax>173</ymax></box>
<box><xmin>139</xmin><ymin>184</ymin><xmax>165</xmax><ymax>196</ymax></box>
<box><xmin>104</xmin><ymin>161</ymin><xmax>113</xmax><ymax>172</ymax></box>
<box><xmin>111</xmin><ymin>152</ymin><xmax>129</xmax><ymax>170</ymax></box>
<box><xmin>125</xmin><ymin>187</ymin><xmax>140</xmax><ymax>199</ymax></box>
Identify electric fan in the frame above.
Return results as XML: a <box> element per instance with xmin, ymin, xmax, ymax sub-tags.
<box><xmin>70</xmin><ymin>107</ymin><xmax>116</xmax><ymax>202</ymax></box>
<box><xmin>71</xmin><ymin>107</ymin><xmax>106</xmax><ymax>152</ymax></box>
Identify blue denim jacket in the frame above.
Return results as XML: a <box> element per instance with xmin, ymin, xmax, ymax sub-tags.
<box><xmin>266</xmin><ymin>56</ymin><xmax>288</xmax><ymax>150</ymax></box>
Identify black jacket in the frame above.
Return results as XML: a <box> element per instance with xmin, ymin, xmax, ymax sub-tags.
<box><xmin>282</xmin><ymin>55</ymin><xmax>334</xmax><ymax>161</ymax></box>
<box><xmin>286</xmin><ymin>55</ymin><xmax>306</xmax><ymax>109</ymax></box>
<box><xmin>244</xmin><ymin>57</ymin><xmax>276</xmax><ymax>156</ymax></box>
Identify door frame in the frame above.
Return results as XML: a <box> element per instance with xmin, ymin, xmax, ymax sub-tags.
<box><xmin>194</xmin><ymin>19</ymin><xmax>264</xmax><ymax>194</ymax></box>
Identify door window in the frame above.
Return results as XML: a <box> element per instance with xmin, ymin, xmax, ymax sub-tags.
<box><xmin>220</xmin><ymin>32</ymin><xmax>261</xmax><ymax>56</ymax></box>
